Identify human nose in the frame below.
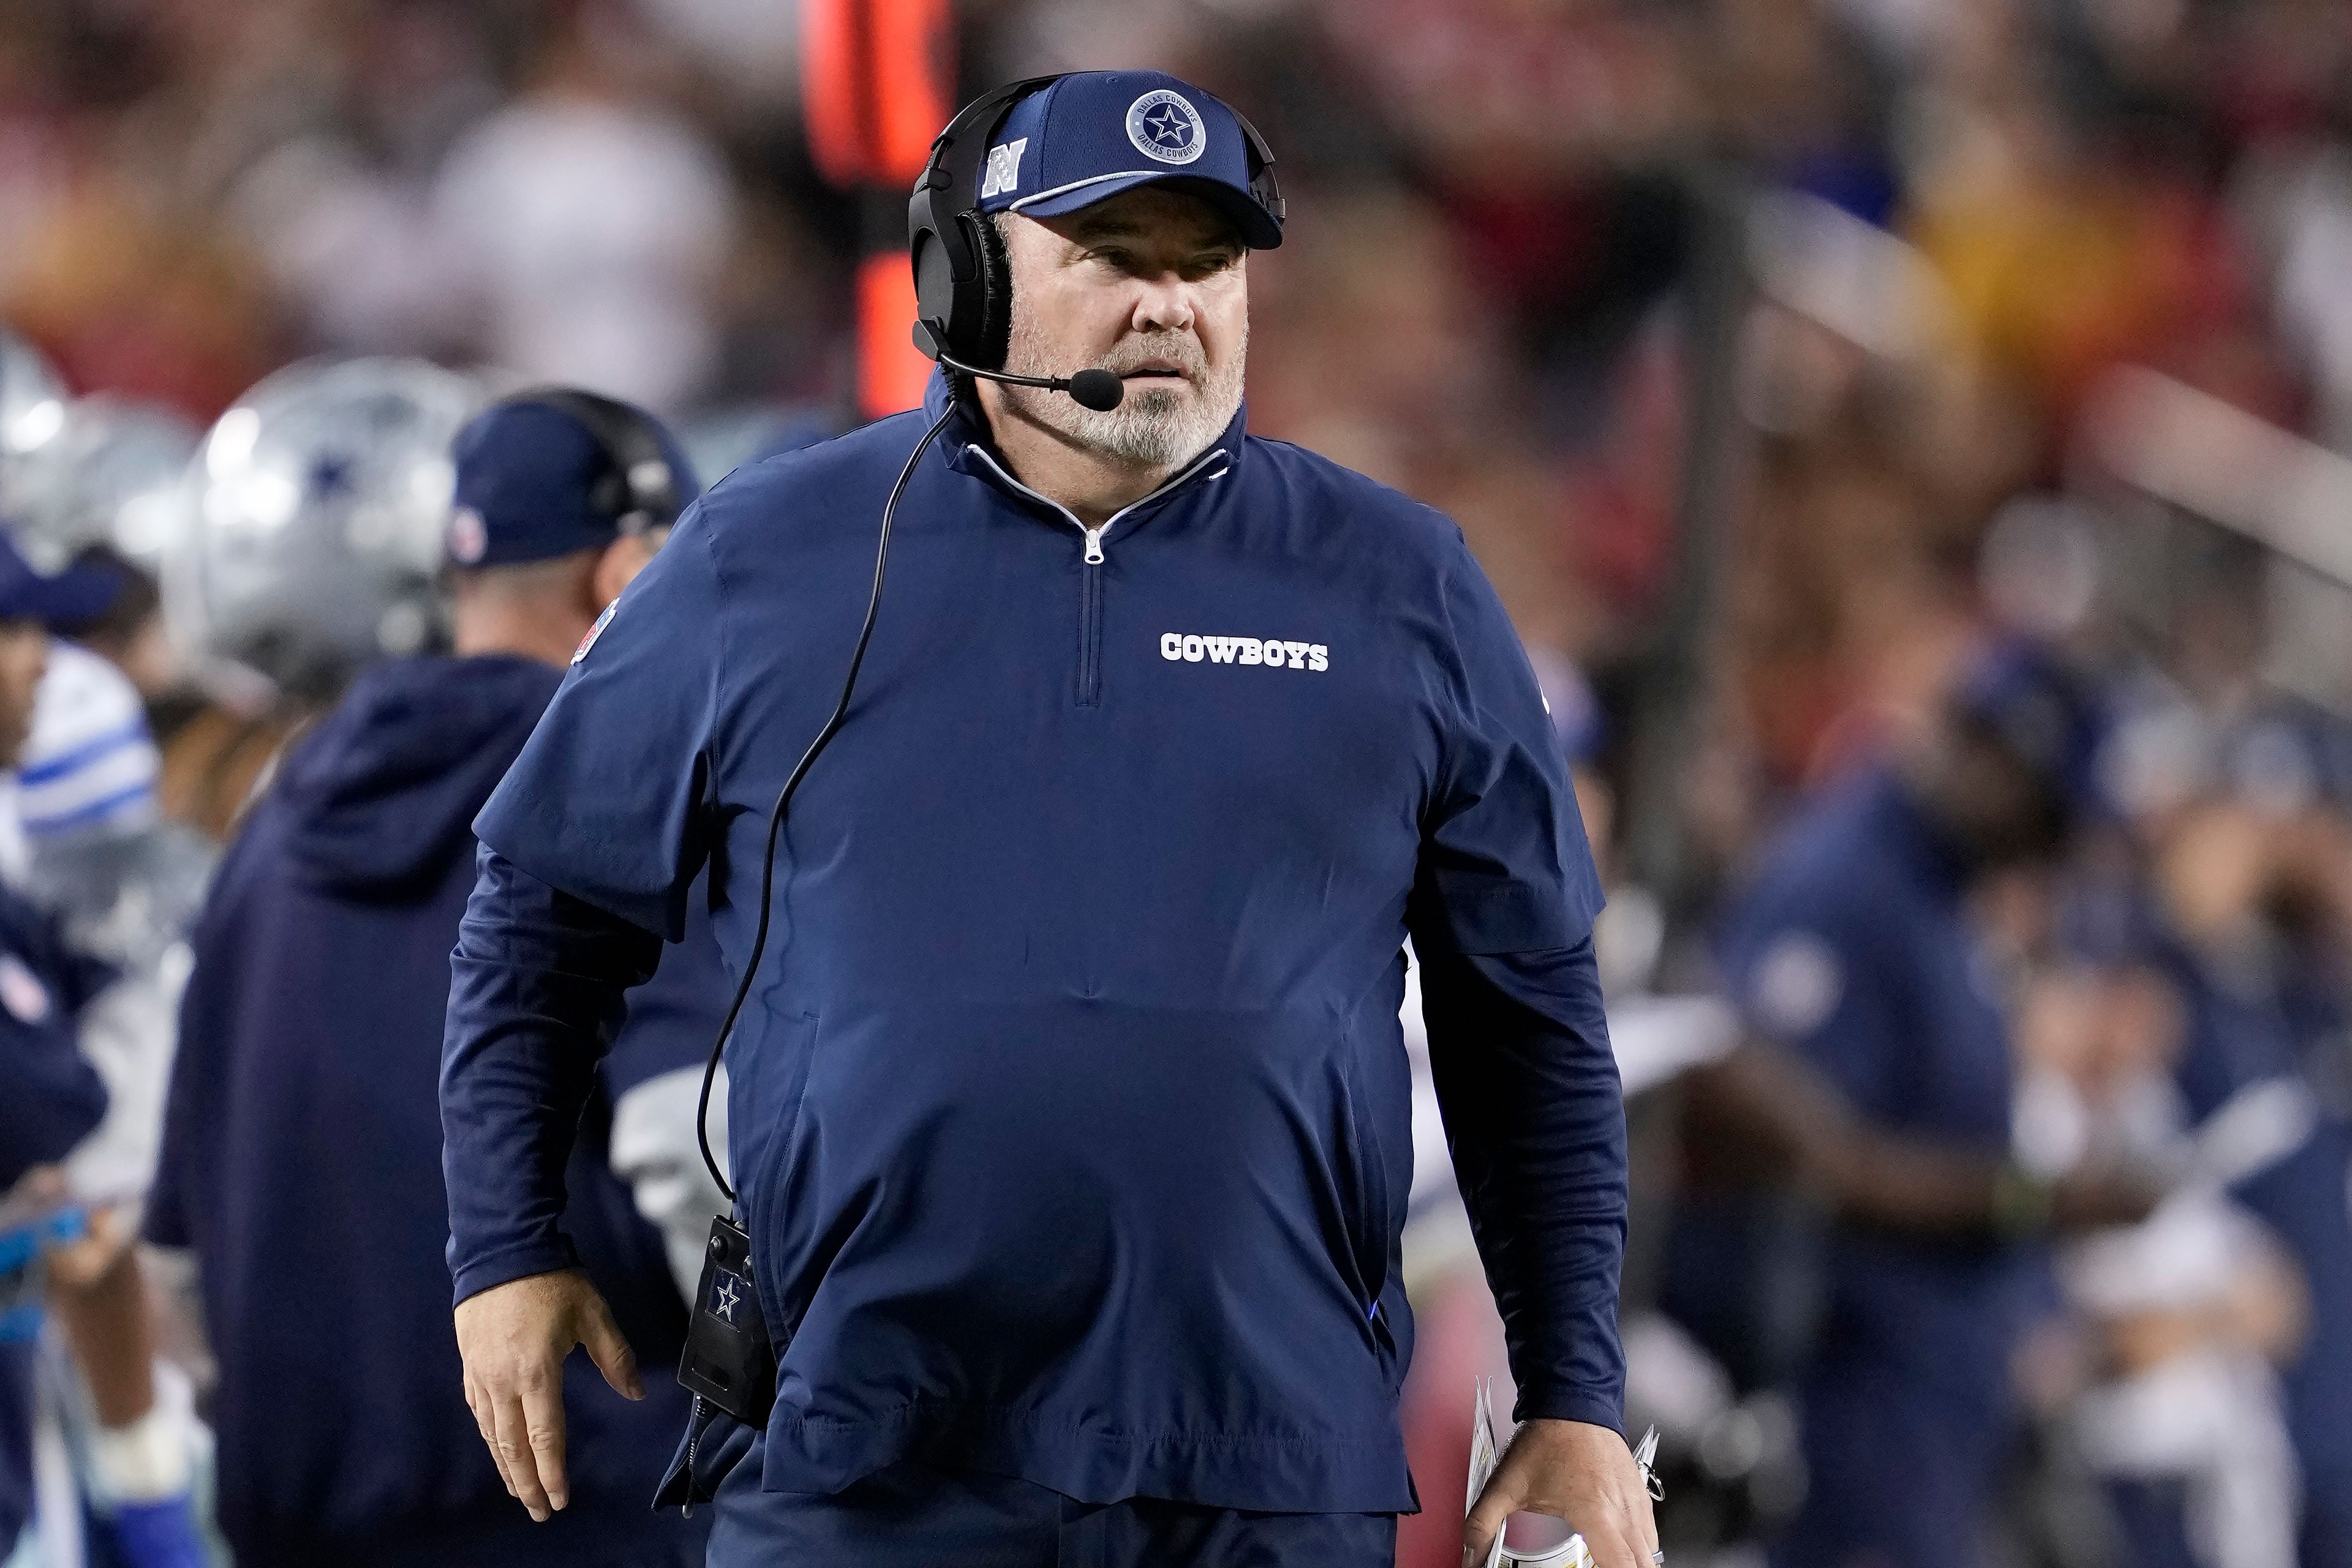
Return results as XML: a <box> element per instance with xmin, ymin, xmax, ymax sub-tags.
<box><xmin>1131</xmin><ymin>277</ymin><xmax>1196</xmax><ymax>336</ymax></box>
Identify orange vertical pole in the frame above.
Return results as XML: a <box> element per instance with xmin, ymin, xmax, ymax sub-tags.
<box><xmin>804</xmin><ymin>0</ymin><xmax>955</xmax><ymax>420</ymax></box>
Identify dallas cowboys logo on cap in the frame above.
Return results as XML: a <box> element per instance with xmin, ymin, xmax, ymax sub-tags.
<box><xmin>1126</xmin><ymin>89</ymin><xmax>1206</xmax><ymax>165</ymax></box>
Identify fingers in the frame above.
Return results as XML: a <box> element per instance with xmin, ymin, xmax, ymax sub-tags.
<box><xmin>577</xmin><ymin>1289</ymin><xmax>645</xmax><ymax>1401</ymax></box>
<box><xmin>1462</xmin><ymin>1477</ymin><xmax>1515</xmax><ymax>1568</ymax></box>
<box><xmin>520</xmin><ymin>1372</ymin><xmax>571</xmax><ymax>1515</ymax></box>
<box><xmin>489</xmin><ymin>1384</ymin><xmax>554</xmax><ymax>1521</ymax></box>
<box><xmin>464</xmin><ymin>1376</ymin><xmax>518</xmax><ymax>1500</ymax></box>
<box><xmin>1632</xmin><ymin>1486</ymin><xmax>1662</xmax><ymax>1564</ymax></box>
<box><xmin>1582</xmin><ymin>1522</ymin><xmax>1648</xmax><ymax>1568</ymax></box>
<box><xmin>454</xmin><ymin>1269</ymin><xmax>613</xmax><ymax>1519</ymax></box>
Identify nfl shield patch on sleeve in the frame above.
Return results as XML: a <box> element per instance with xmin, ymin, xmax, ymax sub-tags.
<box><xmin>572</xmin><ymin>601</ymin><xmax>617</xmax><ymax>665</ymax></box>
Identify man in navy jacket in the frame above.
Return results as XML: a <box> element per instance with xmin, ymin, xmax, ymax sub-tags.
<box><xmin>145</xmin><ymin>393</ymin><xmax>720</xmax><ymax>1566</ymax></box>
<box><xmin>445</xmin><ymin>70</ymin><xmax>1651</xmax><ymax>1567</ymax></box>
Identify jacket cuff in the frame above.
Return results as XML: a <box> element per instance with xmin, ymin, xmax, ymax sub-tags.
<box><xmin>450</xmin><ymin>1235</ymin><xmax>581</xmax><ymax>1306</ymax></box>
<box><xmin>1512</xmin><ymin>1384</ymin><xmax>1625</xmax><ymax>1436</ymax></box>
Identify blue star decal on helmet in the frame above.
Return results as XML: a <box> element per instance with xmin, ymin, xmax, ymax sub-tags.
<box><xmin>307</xmin><ymin>453</ymin><xmax>356</xmax><ymax>500</ymax></box>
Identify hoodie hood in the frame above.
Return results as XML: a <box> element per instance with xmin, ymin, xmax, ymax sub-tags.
<box><xmin>279</xmin><ymin>655</ymin><xmax>562</xmax><ymax>899</ymax></box>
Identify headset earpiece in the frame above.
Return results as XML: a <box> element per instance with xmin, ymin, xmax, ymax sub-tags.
<box><xmin>970</xmin><ymin>211</ymin><xmax>1014</xmax><ymax>371</ymax></box>
<box><xmin>908</xmin><ymin>75</ymin><xmax>1061</xmax><ymax>371</ymax></box>
<box><xmin>497</xmin><ymin>386</ymin><xmax>682</xmax><ymax>536</ymax></box>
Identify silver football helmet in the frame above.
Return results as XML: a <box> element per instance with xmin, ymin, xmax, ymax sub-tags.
<box><xmin>167</xmin><ymin>356</ymin><xmax>482</xmax><ymax>701</ymax></box>
<box><xmin>6</xmin><ymin>397</ymin><xmax>199</xmax><ymax>576</ymax></box>
<box><xmin>0</xmin><ymin>328</ymin><xmax>71</xmax><ymax>514</ymax></box>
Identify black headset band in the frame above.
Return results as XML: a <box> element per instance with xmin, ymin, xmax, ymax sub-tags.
<box><xmin>497</xmin><ymin>386</ymin><xmax>680</xmax><ymax>535</ymax></box>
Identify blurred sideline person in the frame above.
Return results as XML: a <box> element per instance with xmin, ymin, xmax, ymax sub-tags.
<box><xmin>0</xmin><ymin>535</ymin><xmax>205</xmax><ymax>1566</ymax></box>
<box><xmin>1672</xmin><ymin>644</ymin><xmax>2165</xmax><ymax>1568</ymax></box>
<box><xmin>9</xmin><ymin>635</ymin><xmax>214</xmax><ymax>1568</ymax></box>
<box><xmin>2011</xmin><ymin>943</ymin><xmax>2307</xmax><ymax>1568</ymax></box>
<box><xmin>143</xmin><ymin>391</ymin><xmax>718</xmax><ymax>1567</ymax></box>
<box><xmin>445</xmin><ymin>70</ymin><xmax>1654</xmax><ymax>1568</ymax></box>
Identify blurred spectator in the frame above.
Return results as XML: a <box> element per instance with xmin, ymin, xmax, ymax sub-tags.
<box><xmin>1670</xmin><ymin>644</ymin><xmax>2164</xmax><ymax>1568</ymax></box>
<box><xmin>429</xmin><ymin>11</ymin><xmax>735</xmax><ymax>410</ymax></box>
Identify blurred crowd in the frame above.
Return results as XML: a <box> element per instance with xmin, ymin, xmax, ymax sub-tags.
<box><xmin>4</xmin><ymin>0</ymin><xmax>2352</xmax><ymax>1566</ymax></box>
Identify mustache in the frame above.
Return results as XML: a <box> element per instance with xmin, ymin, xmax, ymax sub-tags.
<box><xmin>1099</xmin><ymin>335</ymin><xmax>1207</xmax><ymax>379</ymax></box>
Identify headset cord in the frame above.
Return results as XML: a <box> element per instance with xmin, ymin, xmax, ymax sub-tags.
<box><xmin>695</xmin><ymin>404</ymin><xmax>956</xmax><ymax>1203</ymax></box>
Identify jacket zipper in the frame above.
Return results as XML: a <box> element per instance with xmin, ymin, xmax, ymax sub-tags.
<box><xmin>1077</xmin><ymin>528</ymin><xmax>1106</xmax><ymax>705</ymax></box>
<box><xmin>963</xmin><ymin>445</ymin><xmax>1228</xmax><ymax>708</ymax></box>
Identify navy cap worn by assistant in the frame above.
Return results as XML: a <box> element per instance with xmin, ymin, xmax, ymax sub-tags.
<box><xmin>974</xmin><ymin>70</ymin><xmax>1284</xmax><ymax>250</ymax></box>
<box><xmin>444</xmin><ymin>394</ymin><xmax>702</xmax><ymax>570</ymax></box>
<box><xmin>0</xmin><ymin>532</ymin><xmax>121</xmax><ymax>627</ymax></box>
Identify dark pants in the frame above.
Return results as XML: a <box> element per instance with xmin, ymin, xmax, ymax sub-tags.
<box><xmin>707</xmin><ymin>1452</ymin><xmax>1398</xmax><ymax>1567</ymax></box>
<box><xmin>230</xmin><ymin>1503</ymin><xmax>709</xmax><ymax>1568</ymax></box>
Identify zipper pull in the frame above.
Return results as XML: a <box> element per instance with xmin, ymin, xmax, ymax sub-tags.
<box><xmin>1082</xmin><ymin>526</ymin><xmax>1106</xmax><ymax>565</ymax></box>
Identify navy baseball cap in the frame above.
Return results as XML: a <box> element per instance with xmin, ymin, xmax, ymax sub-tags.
<box><xmin>0</xmin><ymin>532</ymin><xmax>121</xmax><ymax>627</ymax></box>
<box><xmin>445</xmin><ymin>396</ymin><xmax>701</xmax><ymax>570</ymax></box>
<box><xmin>973</xmin><ymin>71</ymin><xmax>1283</xmax><ymax>250</ymax></box>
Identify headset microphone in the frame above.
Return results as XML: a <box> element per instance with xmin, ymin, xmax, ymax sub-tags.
<box><xmin>929</xmin><ymin>347</ymin><xmax>1126</xmax><ymax>412</ymax></box>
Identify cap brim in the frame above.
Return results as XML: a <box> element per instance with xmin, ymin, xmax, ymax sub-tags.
<box><xmin>1009</xmin><ymin>173</ymin><xmax>1283</xmax><ymax>249</ymax></box>
<box><xmin>0</xmin><ymin>562</ymin><xmax>124</xmax><ymax>630</ymax></box>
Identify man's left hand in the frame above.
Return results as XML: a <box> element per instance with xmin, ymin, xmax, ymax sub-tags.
<box><xmin>1464</xmin><ymin>1417</ymin><xmax>1659</xmax><ymax>1568</ymax></box>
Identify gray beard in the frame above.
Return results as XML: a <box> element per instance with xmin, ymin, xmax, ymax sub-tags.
<box><xmin>998</xmin><ymin>314</ymin><xmax>1247</xmax><ymax>469</ymax></box>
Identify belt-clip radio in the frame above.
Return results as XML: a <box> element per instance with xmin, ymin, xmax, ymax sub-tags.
<box><xmin>679</xmin><ymin>1216</ymin><xmax>775</xmax><ymax>1425</ymax></box>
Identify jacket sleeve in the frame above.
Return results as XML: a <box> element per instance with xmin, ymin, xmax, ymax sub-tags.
<box><xmin>445</xmin><ymin>497</ymin><xmax>729</xmax><ymax>1302</ymax></box>
<box><xmin>0</xmin><ymin>1017</ymin><xmax>108</xmax><ymax>1194</ymax></box>
<box><xmin>0</xmin><ymin>898</ymin><xmax>112</xmax><ymax>1193</ymax></box>
<box><xmin>1408</xmin><ymin>527</ymin><xmax>1626</xmax><ymax>1430</ymax></box>
<box><xmin>442</xmin><ymin>846</ymin><xmax>663</xmax><ymax>1304</ymax></box>
<box><xmin>1421</xmin><ymin>940</ymin><xmax>1627</xmax><ymax>1431</ymax></box>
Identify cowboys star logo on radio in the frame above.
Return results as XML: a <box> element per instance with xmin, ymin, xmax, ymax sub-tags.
<box><xmin>1126</xmin><ymin>89</ymin><xmax>1207</xmax><ymax>165</ymax></box>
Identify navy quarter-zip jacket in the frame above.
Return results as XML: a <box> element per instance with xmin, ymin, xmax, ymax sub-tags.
<box><xmin>443</xmin><ymin>374</ymin><xmax>1628</xmax><ymax>1515</ymax></box>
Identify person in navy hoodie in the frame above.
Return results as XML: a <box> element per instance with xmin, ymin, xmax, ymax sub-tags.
<box><xmin>445</xmin><ymin>70</ymin><xmax>1654</xmax><ymax>1568</ymax></box>
<box><xmin>144</xmin><ymin>390</ymin><xmax>720</xmax><ymax>1567</ymax></box>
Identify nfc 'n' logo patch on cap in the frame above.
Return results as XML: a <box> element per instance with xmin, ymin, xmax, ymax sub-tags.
<box><xmin>1126</xmin><ymin>89</ymin><xmax>1206</xmax><ymax>165</ymax></box>
<box><xmin>979</xmin><ymin>137</ymin><xmax>1029</xmax><ymax>199</ymax></box>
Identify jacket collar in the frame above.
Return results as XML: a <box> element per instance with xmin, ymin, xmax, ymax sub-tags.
<box><xmin>923</xmin><ymin>367</ymin><xmax>1248</xmax><ymax>492</ymax></box>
